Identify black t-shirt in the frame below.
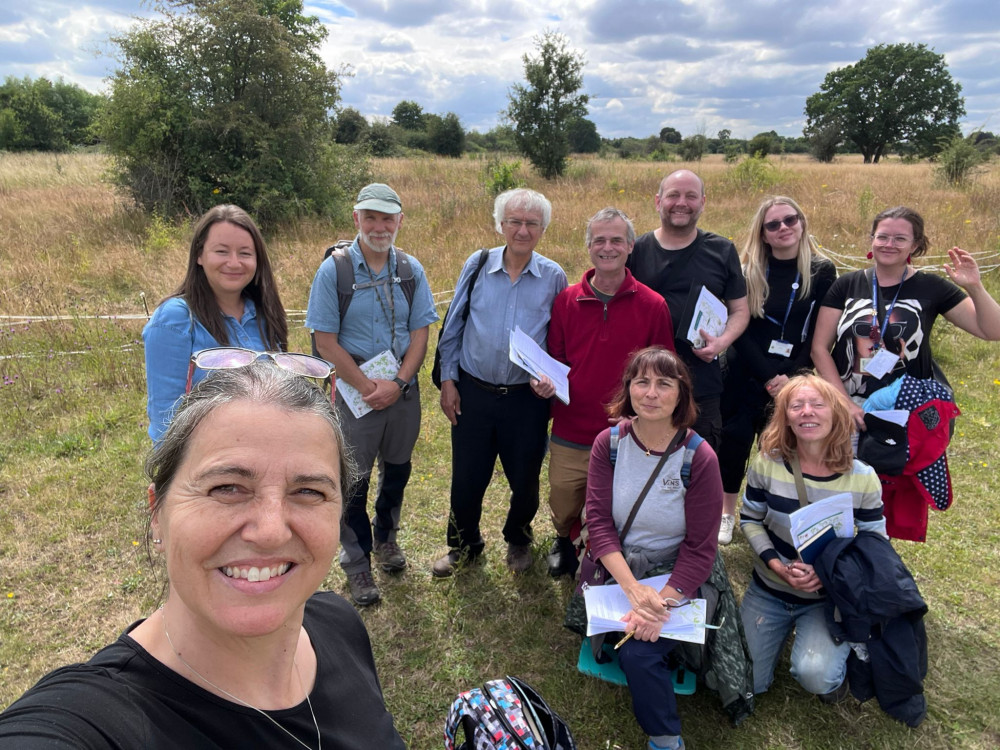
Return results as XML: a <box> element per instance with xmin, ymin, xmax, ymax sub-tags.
<box><xmin>729</xmin><ymin>255</ymin><xmax>838</xmax><ymax>384</ymax></box>
<box><xmin>820</xmin><ymin>268</ymin><xmax>966</xmax><ymax>400</ymax></box>
<box><xmin>627</xmin><ymin>229</ymin><xmax>747</xmax><ymax>398</ymax></box>
<box><xmin>0</xmin><ymin>593</ymin><xmax>406</xmax><ymax>749</ymax></box>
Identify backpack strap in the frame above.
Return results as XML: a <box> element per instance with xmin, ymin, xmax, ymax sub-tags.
<box><xmin>325</xmin><ymin>241</ymin><xmax>418</xmax><ymax>324</ymax></box>
<box><xmin>609</xmin><ymin>424</ymin><xmax>620</xmax><ymax>467</ymax></box>
<box><xmin>680</xmin><ymin>431</ymin><xmax>703</xmax><ymax>489</ymax></box>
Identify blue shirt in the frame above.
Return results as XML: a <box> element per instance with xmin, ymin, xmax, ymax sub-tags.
<box><xmin>438</xmin><ymin>246</ymin><xmax>567</xmax><ymax>385</ymax></box>
<box><xmin>142</xmin><ymin>297</ymin><xmax>268</xmax><ymax>441</ymax></box>
<box><xmin>305</xmin><ymin>239</ymin><xmax>438</xmax><ymax>363</ymax></box>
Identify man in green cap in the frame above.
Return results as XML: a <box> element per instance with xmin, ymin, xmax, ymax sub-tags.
<box><xmin>306</xmin><ymin>183</ymin><xmax>439</xmax><ymax>605</ymax></box>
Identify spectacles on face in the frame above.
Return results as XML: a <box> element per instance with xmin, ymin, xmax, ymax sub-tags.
<box><xmin>504</xmin><ymin>219</ymin><xmax>542</xmax><ymax>231</ymax></box>
<box><xmin>590</xmin><ymin>237</ymin><xmax>629</xmax><ymax>249</ymax></box>
<box><xmin>762</xmin><ymin>214</ymin><xmax>800</xmax><ymax>233</ymax></box>
<box><xmin>871</xmin><ymin>233</ymin><xmax>913</xmax><ymax>248</ymax></box>
<box><xmin>185</xmin><ymin>348</ymin><xmax>335</xmax><ymax>401</ymax></box>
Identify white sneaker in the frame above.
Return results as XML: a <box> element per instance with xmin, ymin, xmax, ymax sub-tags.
<box><xmin>718</xmin><ymin>514</ymin><xmax>736</xmax><ymax>545</ymax></box>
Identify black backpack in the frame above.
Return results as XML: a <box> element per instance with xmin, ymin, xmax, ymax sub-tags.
<box><xmin>310</xmin><ymin>240</ymin><xmax>417</xmax><ymax>358</ymax></box>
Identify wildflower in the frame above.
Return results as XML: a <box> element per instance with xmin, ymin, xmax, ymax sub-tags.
<box><xmin>965</xmin><ymin>219</ymin><xmax>972</xmax><ymax>224</ymax></box>
<box><xmin>213</xmin><ymin>188</ymin><xmax>221</xmax><ymax>194</ymax></box>
<box><xmin>822</xmin><ymin>184</ymin><xmax>828</xmax><ymax>188</ymax></box>
<box><xmin>132</xmin><ymin>540</ymin><xmax>140</xmax><ymax>546</ymax></box>
<box><xmin>618</xmin><ymin>189</ymin><xmax>625</xmax><ymax>194</ymax></box>
<box><xmin>993</xmin><ymin>379</ymin><xmax>1000</xmax><ymax>386</ymax></box>
<box><xmin>6</xmin><ymin>592</ymin><xmax>13</xmax><ymax>599</ymax></box>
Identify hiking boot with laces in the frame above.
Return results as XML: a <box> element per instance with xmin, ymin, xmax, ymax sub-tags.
<box><xmin>347</xmin><ymin>570</ymin><xmax>381</xmax><ymax>606</ymax></box>
<box><xmin>373</xmin><ymin>540</ymin><xmax>407</xmax><ymax>573</ymax></box>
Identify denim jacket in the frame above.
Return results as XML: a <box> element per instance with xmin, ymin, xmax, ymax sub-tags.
<box><xmin>142</xmin><ymin>297</ymin><xmax>267</xmax><ymax>440</ymax></box>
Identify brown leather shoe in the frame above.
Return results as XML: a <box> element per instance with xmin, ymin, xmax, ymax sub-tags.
<box><xmin>506</xmin><ymin>543</ymin><xmax>533</xmax><ymax>574</ymax></box>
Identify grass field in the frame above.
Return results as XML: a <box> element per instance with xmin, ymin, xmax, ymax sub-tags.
<box><xmin>2</xmin><ymin>151</ymin><xmax>999</xmax><ymax>749</ymax></box>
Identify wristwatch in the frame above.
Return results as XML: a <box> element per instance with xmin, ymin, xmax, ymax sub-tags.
<box><xmin>393</xmin><ymin>377</ymin><xmax>411</xmax><ymax>396</ymax></box>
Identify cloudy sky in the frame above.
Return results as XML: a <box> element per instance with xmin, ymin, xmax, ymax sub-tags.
<box><xmin>2</xmin><ymin>0</ymin><xmax>997</xmax><ymax>139</ymax></box>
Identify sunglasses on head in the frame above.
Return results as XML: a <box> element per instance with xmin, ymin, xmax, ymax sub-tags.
<box><xmin>185</xmin><ymin>347</ymin><xmax>335</xmax><ymax>401</ymax></box>
<box><xmin>763</xmin><ymin>214</ymin><xmax>800</xmax><ymax>233</ymax></box>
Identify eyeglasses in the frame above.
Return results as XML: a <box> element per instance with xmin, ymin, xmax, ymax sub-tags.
<box><xmin>590</xmin><ymin>237</ymin><xmax>629</xmax><ymax>249</ymax></box>
<box><xmin>504</xmin><ymin>219</ymin><xmax>542</xmax><ymax>230</ymax></box>
<box><xmin>871</xmin><ymin>234</ymin><xmax>913</xmax><ymax>247</ymax></box>
<box><xmin>762</xmin><ymin>214</ymin><xmax>800</xmax><ymax>233</ymax></box>
<box><xmin>185</xmin><ymin>347</ymin><xmax>335</xmax><ymax>401</ymax></box>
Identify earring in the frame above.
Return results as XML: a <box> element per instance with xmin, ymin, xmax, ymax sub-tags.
<box><xmin>151</xmin><ymin>538</ymin><xmax>162</xmax><ymax>545</ymax></box>
<box><xmin>866</xmin><ymin>251</ymin><xmax>873</xmax><ymax>260</ymax></box>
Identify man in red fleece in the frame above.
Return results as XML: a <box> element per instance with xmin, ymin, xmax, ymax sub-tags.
<box><xmin>545</xmin><ymin>207</ymin><xmax>675</xmax><ymax>576</ymax></box>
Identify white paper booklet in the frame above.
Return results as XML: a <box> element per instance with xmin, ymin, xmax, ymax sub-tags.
<box><xmin>788</xmin><ymin>492</ymin><xmax>854</xmax><ymax>548</ymax></box>
<box><xmin>335</xmin><ymin>349</ymin><xmax>400</xmax><ymax>419</ymax></box>
<box><xmin>583</xmin><ymin>573</ymin><xmax>709</xmax><ymax>645</ymax></box>
<box><xmin>686</xmin><ymin>286</ymin><xmax>727</xmax><ymax>350</ymax></box>
<box><xmin>507</xmin><ymin>326</ymin><xmax>570</xmax><ymax>405</ymax></box>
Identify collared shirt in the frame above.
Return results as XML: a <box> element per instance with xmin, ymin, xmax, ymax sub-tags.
<box><xmin>438</xmin><ymin>245</ymin><xmax>567</xmax><ymax>385</ymax></box>
<box><xmin>305</xmin><ymin>238</ymin><xmax>438</xmax><ymax>363</ymax></box>
<box><xmin>142</xmin><ymin>297</ymin><xmax>267</xmax><ymax>441</ymax></box>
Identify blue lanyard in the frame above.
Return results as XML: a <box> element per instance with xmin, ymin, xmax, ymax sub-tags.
<box><xmin>870</xmin><ymin>267</ymin><xmax>907</xmax><ymax>351</ymax></box>
<box><xmin>764</xmin><ymin>267</ymin><xmax>800</xmax><ymax>341</ymax></box>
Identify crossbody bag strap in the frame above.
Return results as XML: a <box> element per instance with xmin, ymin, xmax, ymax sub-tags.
<box><xmin>619</xmin><ymin>427</ymin><xmax>687</xmax><ymax>543</ymax></box>
<box><xmin>789</xmin><ymin>454</ymin><xmax>809</xmax><ymax>508</ymax></box>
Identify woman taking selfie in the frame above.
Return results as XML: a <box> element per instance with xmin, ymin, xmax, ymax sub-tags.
<box><xmin>0</xmin><ymin>361</ymin><xmax>405</xmax><ymax>748</ymax></box>
<box><xmin>142</xmin><ymin>205</ymin><xmax>288</xmax><ymax>440</ymax></box>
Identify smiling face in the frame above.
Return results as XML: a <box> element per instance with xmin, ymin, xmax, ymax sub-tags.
<box><xmin>354</xmin><ymin>209</ymin><xmax>403</xmax><ymax>254</ymax></box>
<box><xmin>785</xmin><ymin>384</ymin><xmax>833</xmax><ymax>447</ymax></box>
<box><xmin>629</xmin><ymin>367</ymin><xmax>680</xmax><ymax>427</ymax></box>
<box><xmin>587</xmin><ymin>217</ymin><xmax>634</xmax><ymax>274</ymax></box>
<box><xmin>655</xmin><ymin>171</ymin><xmax>705</xmax><ymax>232</ymax></box>
<box><xmin>151</xmin><ymin>401</ymin><xmax>342</xmax><ymax>639</ymax></box>
<box><xmin>500</xmin><ymin>206</ymin><xmax>545</xmax><ymax>259</ymax></box>
<box><xmin>197</xmin><ymin>221</ymin><xmax>257</xmax><ymax>300</ymax></box>
<box><xmin>870</xmin><ymin>216</ymin><xmax>916</xmax><ymax>272</ymax></box>
<box><xmin>762</xmin><ymin>203</ymin><xmax>803</xmax><ymax>256</ymax></box>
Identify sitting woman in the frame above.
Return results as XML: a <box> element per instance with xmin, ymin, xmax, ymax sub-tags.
<box><xmin>739</xmin><ymin>374</ymin><xmax>885</xmax><ymax>700</ymax></box>
<box><xmin>143</xmin><ymin>204</ymin><xmax>288</xmax><ymax>440</ymax></box>
<box><xmin>0</xmin><ymin>361</ymin><xmax>406</xmax><ymax>748</ymax></box>
<box><xmin>586</xmin><ymin>346</ymin><xmax>722</xmax><ymax>750</ymax></box>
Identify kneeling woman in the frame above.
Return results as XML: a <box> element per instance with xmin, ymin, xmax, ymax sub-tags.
<box><xmin>0</xmin><ymin>361</ymin><xmax>405</xmax><ymax>748</ymax></box>
<box><xmin>739</xmin><ymin>374</ymin><xmax>885</xmax><ymax>699</ymax></box>
<box><xmin>586</xmin><ymin>347</ymin><xmax>722</xmax><ymax>750</ymax></box>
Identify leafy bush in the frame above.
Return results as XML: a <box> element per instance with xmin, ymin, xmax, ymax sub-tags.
<box><xmin>482</xmin><ymin>157</ymin><xmax>523</xmax><ymax>196</ymax></box>
<box><xmin>726</xmin><ymin>154</ymin><xmax>782</xmax><ymax>192</ymax></box>
<box><xmin>935</xmin><ymin>133</ymin><xmax>990</xmax><ymax>186</ymax></box>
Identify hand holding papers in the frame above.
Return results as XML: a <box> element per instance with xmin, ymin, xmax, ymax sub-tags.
<box><xmin>335</xmin><ymin>349</ymin><xmax>400</xmax><ymax>418</ymax></box>
<box><xmin>508</xmin><ymin>326</ymin><xmax>570</xmax><ymax>404</ymax></box>
<box><xmin>584</xmin><ymin>574</ymin><xmax>711</xmax><ymax>645</ymax></box>
<box><xmin>788</xmin><ymin>492</ymin><xmax>854</xmax><ymax>553</ymax></box>
<box><xmin>686</xmin><ymin>287</ymin><xmax>727</xmax><ymax>351</ymax></box>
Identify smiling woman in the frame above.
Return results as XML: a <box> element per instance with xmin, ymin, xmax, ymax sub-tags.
<box><xmin>0</xmin><ymin>362</ymin><xmax>407</xmax><ymax>749</ymax></box>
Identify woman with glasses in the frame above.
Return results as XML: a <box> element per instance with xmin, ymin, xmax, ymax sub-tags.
<box><xmin>739</xmin><ymin>374</ymin><xmax>884</xmax><ymax>700</ymax></box>
<box><xmin>142</xmin><ymin>205</ymin><xmax>288</xmax><ymax>440</ymax></box>
<box><xmin>716</xmin><ymin>197</ymin><xmax>836</xmax><ymax>545</ymax></box>
<box><xmin>0</xmin><ymin>362</ymin><xmax>405</xmax><ymax>747</ymax></box>
<box><xmin>812</xmin><ymin>206</ymin><xmax>1000</xmax><ymax>431</ymax></box>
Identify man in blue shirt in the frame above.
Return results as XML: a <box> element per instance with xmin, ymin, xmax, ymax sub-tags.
<box><xmin>433</xmin><ymin>188</ymin><xmax>568</xmax><ymax>577</ymax></box>
<box><xmin>306</xmin><ymin>183</ymin><xmax>439</xmax><ymax>605</ymax></box>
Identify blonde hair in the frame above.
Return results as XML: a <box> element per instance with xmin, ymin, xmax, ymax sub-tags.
<box><xmin>742</xmin><ymin>196</ymin><xmax>826</xmax><ymax>318</ymax></box>
<box><xmin>758</xmin><ymin>374</ymin><xmax>855</xmax><ymax>474</ymax></box>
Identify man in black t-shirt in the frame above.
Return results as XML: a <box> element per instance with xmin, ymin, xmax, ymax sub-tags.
<box><xmin>626</xmin><ymin>169</ymin><xmax>749</xmax><ymax>448</ymax></box>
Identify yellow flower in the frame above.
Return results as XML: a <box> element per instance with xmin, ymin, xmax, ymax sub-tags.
<box><xmin>993</xmin><ymin>379</ymin><xmax>1000</xmax><ymax>385</ymax></box>
<box><xmin>6</xmin><ymin>592</ymin><xmax>13</xmax><ymax>599</ymax></box>
<box><xmin>132</xmin><ymin>540</ymin><xmax>140</xmax><ymax>546</ymax></box>
<box><xmin>965</xmin><ymin>219</ymin><xmax>972</xmax><ymax>224</ymax></box>
<box><xmin>618</xmin><ymin>189</ymin><xmax>625</xmax><ymax>194</ymax></box>
<box><xmin>212</xmin><ymin>188</ymin><xmax>221</xmax><ymax>194</ymax></box>
<box><xmin>822</xmin><ymin>184</ymin><xmax>828</xmax><ymax>188</ymax></box>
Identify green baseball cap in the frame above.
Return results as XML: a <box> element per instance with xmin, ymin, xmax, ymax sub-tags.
<box><xmin>354</xmin><ymin>183</ymin><xmax>402</xmax><ymax>214</ymax></box>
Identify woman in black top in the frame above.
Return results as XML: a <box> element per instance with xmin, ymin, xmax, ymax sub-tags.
<box><xmin>717</xmin><ymin>197</ymin><xmax>836</xmax><ymax>544</ymax></box>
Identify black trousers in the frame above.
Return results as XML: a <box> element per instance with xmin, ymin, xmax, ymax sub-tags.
<box><xmin>446</xmin><ymin>376</ymin><xmax>550</xmax><ymax>554</ymax></box>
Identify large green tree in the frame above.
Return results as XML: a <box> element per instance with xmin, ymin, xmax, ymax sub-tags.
<box><xmin>391</xmin><ymin>100</ymin><xmax>425</xmax><ymax>131</ymax></box>
<box><xmin>100</xmin><ymin>0</ymin><xmax>356</xmax><ymax>225</ymax></box>
<box><xmin>0</xmin><ymin>76</ymin><xmax>104</xmax><ymax>151</ymax></box>
<box><xmin>804</xmin><ymin>43</ymin><xmax>965</xmax><ymax>163</ymax></box>
<box><xmin>506</xmin><ymin>32</ymin><xmax>588</xmax><ymax>179</ymax></box>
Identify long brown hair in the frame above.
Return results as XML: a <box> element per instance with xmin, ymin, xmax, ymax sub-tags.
<box><xmin>758</xmin><ymin>374</ymin><xmax>855</xmax><ymax>474</ymax></box>
<box><xmin>168</xmin><ymin>205</ymin><xmax>287</xmax><ymax>350</ymax></box>
<box><xmin>742</xmin><ymin>196</ymin><xmax>827</xmax><ymax>318</ymax></box>
<box><xmin>606</xmin><ymin>346</ymin><xmax>697</xmax><ymax>429</ymax></box>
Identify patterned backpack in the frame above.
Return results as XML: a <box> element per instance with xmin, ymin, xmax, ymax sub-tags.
<box><xmin>443</xmin><ymin>675</ymin><xmax>576</xmax><ymax>750</ymax></box>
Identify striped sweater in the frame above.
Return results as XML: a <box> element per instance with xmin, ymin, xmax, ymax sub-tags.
<box><xmin>740</xmin><ymin>454</ymin><xmax>885</xmax><ymax>603</ymax></box>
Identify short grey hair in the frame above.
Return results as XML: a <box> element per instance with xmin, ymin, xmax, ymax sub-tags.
<box><xmin>585</xmin><ymin>207</ymin><xmax>636</xmax><ymax>247</ymax></box>
<box><xmin>493</xmin><ymin>188</ymin><xmax>552</xmax><ymax>233</ymax></box>
<box><xmin>145</xmin><ymin>362</ymin><xmax>356</xmax><ymax>523</ymax></box>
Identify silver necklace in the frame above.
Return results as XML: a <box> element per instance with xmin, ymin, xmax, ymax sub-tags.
<box><xmin>160</xmin><ymin>609</ymin><xmax>321</xmax><ymax>750</ymax></box>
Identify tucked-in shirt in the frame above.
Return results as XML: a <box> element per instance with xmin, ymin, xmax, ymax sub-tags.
<box><xmin>740</xmin><ymin>454</ymin><xmax>886</xmax><ymax>604</ymax></box>
<box><xmin>142</xmin><ymin>297</ymin><xmax>268</xmax><ymax>441</ymax></box>
<box><xmin>305</xmin><ymin>239</ymin><xmax>438</xmax><ymax>362</ymax></box>
<box><xmin>438</xmin><ymin>245</ymin><xmax>567</xmax><ymax>385</ymax></box>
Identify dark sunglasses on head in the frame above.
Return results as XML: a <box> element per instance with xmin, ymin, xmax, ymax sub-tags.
<box><xmin>185</xmin><ymin>347</ymin><xmax>335</xmax><ymax>402</ymax></box>
<box><xmin>763</xmin><ymin>214</ymin><xmax>800</xmax><ymax>233</ymax></box>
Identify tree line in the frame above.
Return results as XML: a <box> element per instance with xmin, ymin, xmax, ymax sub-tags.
<box><xmin>3</xmin><ymin>1</ymin><xmax>995</xmax><ymax>223</ymax></box>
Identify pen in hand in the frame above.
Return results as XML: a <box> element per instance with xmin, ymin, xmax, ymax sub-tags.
<box><xmin>615</xmin><ymin>597</ymin><xmax>681</xmax><ymax>650</ymax></box>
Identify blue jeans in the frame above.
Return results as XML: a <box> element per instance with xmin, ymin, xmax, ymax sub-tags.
<box><xmin>740</xmin><ymin>580</ymin><xmax>849</xmax><ymax>695</ymax></box>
